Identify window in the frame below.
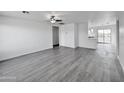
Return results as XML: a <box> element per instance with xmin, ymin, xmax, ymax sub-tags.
<box><xmin>97</xmin><ymin>29</ymin><xmax>111</xmax><ymax>44</ymax></box>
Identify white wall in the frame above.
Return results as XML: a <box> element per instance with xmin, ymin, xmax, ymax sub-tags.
<box><xmin>74</xmin><ymin>24</ymin><xmax>79</xmax><ymax>47</ymax></box>
<box><xmin>118</xmin><ymin>14</ymin><xmax>124</xmax><ymax>70</ymax></box>
<box><xmin>60</xmin><ymin>23</ymin><xmax>78</xmax><ymax>48</ymax></box>
<box><xmin>78</xmin><ymin>23</ymin><xmax>97</xmax><ymax>49</ymax></box>
<box><xmin>60</xmin><ymin>23</ymin><xmax>98</xmax><ymax>49</ymax></box>
<box><xmin>0</xmin><ymin>16</ymin><xmax>52</xmax><ymax>61</ymax></box>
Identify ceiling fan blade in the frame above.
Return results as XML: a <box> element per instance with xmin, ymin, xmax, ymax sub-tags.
<box><xmin>56</xmin><ymin>19</ymin><xmax>62</xmax><ymax>22</ymax></box>
<box><xmin>59</xmin><ymin>23</ymin><xmax>64</xmax><ymax>25</ymax></box>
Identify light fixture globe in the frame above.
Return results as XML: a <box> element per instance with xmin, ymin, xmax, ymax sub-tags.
<box><xmin>50</xmin><ymin>16</ymin><xmax>56</xmax><ymax>24</ymax></box>
<box><xmin>50</xmin><ymin>18</ymin><xmax>56</xmax><ymax>23</ymax></box>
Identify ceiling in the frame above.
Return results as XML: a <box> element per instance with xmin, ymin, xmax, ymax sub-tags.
<box><xmin>0</xmin><ymin>11</ymin><xmax>118</xmax><ymax>26</ymax></box>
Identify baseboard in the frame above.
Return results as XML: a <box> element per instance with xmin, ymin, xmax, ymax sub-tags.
<box><xmin>0</xmin><ymin>47</ymin><xmax>53</xmax><ymax>62</ymax></box>
<box><xmin>53</xmin><ymin>44</ymin><xmax>59</xmax><ymax>47</ymax></box>
<box><xmin>78</xmin><ymin>46</ymin><xmax>97</xmax><ymax>50</ymax></box>
<box><xmin>117</xmin><ymin>55</ymin><xmax>124</xmax><ymax>72</ymax></box>
<box><xmin>78</xmin><ymin>45</ymin><xmax>97</xmax><ymax>50</ymax></box>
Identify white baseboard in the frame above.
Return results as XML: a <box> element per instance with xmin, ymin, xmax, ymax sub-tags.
<box><xmin>0</xmin><ymin>46</ymin><xmax>53</xmax><ymax>61</ymax></box>
<box><xmin>117</xmin><ymin>56</ymin><xmax>124</xmax><ymax>72</ymax></box>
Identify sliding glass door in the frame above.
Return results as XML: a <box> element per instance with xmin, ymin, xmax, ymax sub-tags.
<box><xmin>98</xmin><ymin>29</ymin><xmax>111</xmax><ymax>44</ymax></box>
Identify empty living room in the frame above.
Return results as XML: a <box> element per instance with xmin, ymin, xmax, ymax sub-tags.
<box><xmin>0</xmin><ymin>11</ymin><xmax>124</xmax><ymax>82</ymax></box>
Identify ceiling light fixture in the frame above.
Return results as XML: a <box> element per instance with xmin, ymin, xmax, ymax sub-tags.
<box><xmin>50</xmin><ymin>16</ymin><xmax>56</xmax><ymax>24</ymax></box>
<box><xmin>50</xmin><ymin>18</ymin><xmax>56</xmax><ymax>23</ymax></box>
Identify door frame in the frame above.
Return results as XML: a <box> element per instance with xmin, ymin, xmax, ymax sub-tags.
<box><xmin>116</xmin><ymin>19</ymin><xmax>119</xmax><ymax>56</ymax></box>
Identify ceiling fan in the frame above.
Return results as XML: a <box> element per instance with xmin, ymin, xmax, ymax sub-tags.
<box><xmin>22</xmin><ymin>11</ymin><xmax>30</xmax><ymax>14</ymax></box>
<box><xmin>21</xmin><ymin>11</ymin><xmax>65</xmax><ymax>25</ymax></box>
<box><xmin>50</xmin><ymin>16</ymin><xmax>64</xmax><ymax>24</ymax></box>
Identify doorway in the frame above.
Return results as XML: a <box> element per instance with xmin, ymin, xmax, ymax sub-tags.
<box><xmin>97</xmin><ymin>29</ymin><xmax>112</xmax><ymax>44</ymax></box>
<box><xmin>52</xmin><ymin>26</ymin><xmax>59</xmax><ymax>48</ymax></box>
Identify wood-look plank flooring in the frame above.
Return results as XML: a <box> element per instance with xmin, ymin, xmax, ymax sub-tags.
<box><xmin>0</xmin><ymin>44</ymin><xmax>124</xmax><ymax>82</ymax></box>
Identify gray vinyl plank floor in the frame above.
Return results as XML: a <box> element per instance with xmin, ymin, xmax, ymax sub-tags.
<box><xmin>0</xmin><ymin>44</ymin><xmax>124</xmax><ymax>82</ymax></box>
